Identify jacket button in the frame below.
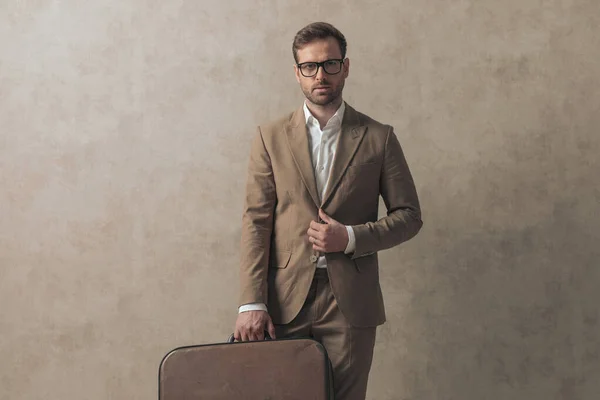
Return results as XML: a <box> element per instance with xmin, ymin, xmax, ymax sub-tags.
<box><xmin>310</xmin><ymin>255</ymin><xmax>318</xmax><ymax>263</ymax></box>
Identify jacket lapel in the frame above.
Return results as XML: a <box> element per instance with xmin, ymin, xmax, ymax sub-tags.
<box><xmin>321</xmin><ymin>104</ymin><xmax>366</xmax><ymax>207</ymax></box>
<box><xmin>285</xmin><ymin>106</ymin><xmax>320</xmax><ymax>207</ymax></box>
<box><xmin>285</xmin><ymin>103</ymin><xmax>367</xmax><ymax>209</ymax></box>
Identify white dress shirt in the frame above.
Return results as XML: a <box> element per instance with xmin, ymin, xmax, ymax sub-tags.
<box><xmin>238</xmin><ymin>101</ymin><xmax>356</xmax><ymax>313</ymax></box>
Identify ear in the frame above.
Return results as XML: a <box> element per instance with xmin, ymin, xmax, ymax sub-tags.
<box><xmin>343</xmin><ymin>58</ymin><xmax>350</xmax><ymax>79</ymax></box>
<box><xmin>294</xmin><ymin>64</ymin><xmax>301</xmax><ymax>84</ymax></box>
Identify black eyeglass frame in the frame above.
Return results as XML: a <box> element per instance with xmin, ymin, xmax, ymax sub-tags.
<box><xmin>296</xmin><ymin>59</ymin><xmax>346</xmax><ymax>77</ymax></box>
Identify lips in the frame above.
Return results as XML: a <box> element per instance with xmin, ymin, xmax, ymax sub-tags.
<box><xmin>313</xmin><ymin>86</ymin><xmax>331</xmax><ymax>92</ymax></box>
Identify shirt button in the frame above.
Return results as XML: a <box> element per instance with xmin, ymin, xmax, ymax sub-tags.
<box><xmin>310</xmin><ymin>255</ymin><xmax>318</xmax><ymax>263</ymax></box>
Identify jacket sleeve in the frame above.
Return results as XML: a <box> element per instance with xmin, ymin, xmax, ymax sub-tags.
<box><xmin>350</xmin><ymin>126</ymin><xmax>423</xmax><ymax>259</ymax></box>
<box><xmin>238</xmin><ymin>127</ymin><xmax>277</xmax><ymax>306</ymax></box>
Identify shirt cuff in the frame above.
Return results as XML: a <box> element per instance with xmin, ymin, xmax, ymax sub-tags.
<box><xmin>238</xmin><ymin>303</ymin><xmax>268</xmax><ymax>313</ymax></box>
<box><xmin>344</xmin><ymin>225</ymin><xmax>356</xmax><ymax>254</ymax></box>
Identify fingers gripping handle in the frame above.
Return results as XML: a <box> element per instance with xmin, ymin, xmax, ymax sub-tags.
<box><xmin>227</xmin><ymin>331</ymin><xmax>272</xmax><ymax>343</ymax></box>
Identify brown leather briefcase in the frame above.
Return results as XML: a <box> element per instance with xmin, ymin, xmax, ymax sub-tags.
<box><xmin>159</xmin><ymin>334</ymin><xmax>334</xmax><ymax>399</ymax></box>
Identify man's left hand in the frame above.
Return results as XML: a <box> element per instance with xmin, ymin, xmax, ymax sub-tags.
<box><xmin>307</xmin><ymin>209</ymin><xmax>349</xmax><ymax>253</ymax></box>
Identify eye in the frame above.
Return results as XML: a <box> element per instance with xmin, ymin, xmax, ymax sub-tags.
<box><xmin>302</xmin><ymin>63</ymin><xmax>317</xmax><ymax>72</ymax></box>
<box><xmin>325</xmin><ymin>60</ymin><xmax>339</xmax><ymax>67</ymax></box>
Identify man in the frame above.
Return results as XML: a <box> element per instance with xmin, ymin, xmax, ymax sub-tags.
<box><xmin>234</xmin><ymin>22</ymin><xmax>423</xmax><ymax>400</ymax></box>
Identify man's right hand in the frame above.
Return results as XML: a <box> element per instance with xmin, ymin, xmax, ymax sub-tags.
<box><xmin>234</xmin><ymin>310</ymin><xmax>277</xmax><ymax>341</ymax></box>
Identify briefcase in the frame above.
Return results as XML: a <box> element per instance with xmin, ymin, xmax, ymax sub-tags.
<box><xmin>159</xmin><ymin>334</ymin><xmax>334</xmax><ymax>399</ymax></box>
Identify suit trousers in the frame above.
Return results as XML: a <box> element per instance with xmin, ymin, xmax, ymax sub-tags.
<box><xmin>274</xmin><ymin>268</ymin><xmax>377</xmax><ymax>400</ymax></box>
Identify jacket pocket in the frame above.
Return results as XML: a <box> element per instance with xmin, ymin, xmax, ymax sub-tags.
<box><xmin>270</xmin><ymin>251</ymin><xmax>292</xmax><ymax>269</ymax></box>
<box><xmin>346</xmin><ymin>161</ymin><xmax>380</xmax><ymax>175</ymax></box>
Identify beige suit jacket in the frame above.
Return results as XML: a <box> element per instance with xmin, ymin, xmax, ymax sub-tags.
<box><xmin>238</xmin><ymin>103</ymin><xmax>423</xmax><ymax>328</ymax></box>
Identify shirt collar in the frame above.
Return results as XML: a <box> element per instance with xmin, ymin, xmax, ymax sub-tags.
<box><xmin>303</xmin><ymin>101</ymin><xmax>345</xmax><ymax>129</ymax></box>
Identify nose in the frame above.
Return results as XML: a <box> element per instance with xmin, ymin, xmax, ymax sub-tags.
<box><xmin>315</xmin><ymin>65</ymin><xmax>327</xmax><ymax>81</ymax></box>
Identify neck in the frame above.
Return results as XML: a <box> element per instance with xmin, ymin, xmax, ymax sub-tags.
<box><xmin>306</xmin><ymin>97</ymin><xmax>343</xmax><ymax>129</ymax></box>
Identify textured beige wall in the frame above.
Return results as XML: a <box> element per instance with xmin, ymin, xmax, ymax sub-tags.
<box><xmin>1</xmin><ymin>1</ymin><xmax>599</xmax><ymax>399</ymax></box>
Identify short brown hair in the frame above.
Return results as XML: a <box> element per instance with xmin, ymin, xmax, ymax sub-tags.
<box><xmin>292</xmin><ymin>22</ymin><xmax>347</xmax><ymax>63</ymax></box>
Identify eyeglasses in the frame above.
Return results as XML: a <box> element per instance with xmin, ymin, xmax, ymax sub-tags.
<box><xmin>296</xmin><ymin>59</ymin><xmax>345</xmax><ymax>77</ymax></box>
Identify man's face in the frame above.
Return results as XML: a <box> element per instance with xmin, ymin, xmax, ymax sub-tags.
<box><xmin>294</xmin><ymin>37</ymin><xmax>350</xmax><ymax>107</ymax></box>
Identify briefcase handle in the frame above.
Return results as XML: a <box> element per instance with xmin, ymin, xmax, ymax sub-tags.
<box><xmin>227</xmin><ymin>331</ymin><xmax>272</xmax><ymax>343</ymax></box>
